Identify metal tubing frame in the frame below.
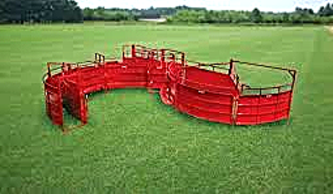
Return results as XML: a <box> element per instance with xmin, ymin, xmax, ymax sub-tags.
<box><xmin>43</xmin><ymin>62</ymin><xmax>89</xmax><ymax>133</ymax></box>
<box><xmin>44</xmin><ymin>45</ymin><xmax>298</xmax><ymax>131</ymax></box>
<box><xmin>232</xmin><ymin>59</ymin><xmax>297</xmax><ymax>124</ymax></box>
<box><xmin>233</xmin><ymin>60</ymin><xmax>297</xmax><ymax>95</ymax></box>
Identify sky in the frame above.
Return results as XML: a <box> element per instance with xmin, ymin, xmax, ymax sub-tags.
<box><xmin>76</xmin><ymin>0</ymin><xmax>332</xmax><ymax>12</ymax></box>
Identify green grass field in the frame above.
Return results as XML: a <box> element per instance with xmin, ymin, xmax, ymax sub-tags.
<box><xmin>0</xmin><ymin>23</ymin><xmax>333</xmax><ymax>193</ymax></box>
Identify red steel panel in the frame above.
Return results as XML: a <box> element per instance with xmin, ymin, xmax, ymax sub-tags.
<box><xmin>62</xmin><ymin>79</ymin><xmax>87</xmax><ymax>123</ymax></box>
<box><xmin>44</xmin><ymin>77</ymin><xmax>63</xmax><ymax>126</ymax></box>
<box><xmin>43</xmin><ymin>45</ymin><xmax>295</xmax><ymax>128</ymax></box>
<box><xmin>176</xmin><ymin>102</ymin><xmax>233</xmax><ymax>124</ymax></box>
<box><xmin>236</xmin><ymin>91</ymin><xmax>292</xmax><ymax>125</ymax></box>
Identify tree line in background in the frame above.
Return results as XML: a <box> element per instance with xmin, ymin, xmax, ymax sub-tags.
<box><xmin>169</xmin><ymin>5</ymin><xmax>333</xmax><ymax>24</ymax></box>
<box><xmin>1</xmin><ymin>0</ymin><xmax>333</xmax><ymax>24</ymax></box>
<box><xmin>0</xmin><ymin>0</ymin><xmax>83</xmax><ymax>23</ymax></box>
<box><xmin>82</xmin><ymin>6</ymin><xmax>205</xmax><ymax>21</ymax></box>
<box><xmin>83</xmin><ymin>3</ymin><xmax>333</xmax><ymax>24</ymax></box>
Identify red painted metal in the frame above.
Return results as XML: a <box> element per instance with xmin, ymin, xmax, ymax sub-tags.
<box><xmin>42</xmin><ymin>44</ymin><xmax>297</xmax><ymax>131</ymax></box>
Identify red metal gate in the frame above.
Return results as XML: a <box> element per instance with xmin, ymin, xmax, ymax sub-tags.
<box><xmin>43</xmin><ymin>44</ymin><xmax>297</xmax><ymax>132</ymax></box>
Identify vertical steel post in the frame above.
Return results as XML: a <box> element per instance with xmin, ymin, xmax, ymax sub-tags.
<box><xmin>170</xmin><ymin>53</ymin><xmax>175</xmax><ymax>61</ymax></box>
<box><xmin>236</xmin><ymin>75</ymin><xmax>240</xmax><ymax>91</ymax></box>
<box><xmin>131</xmin><ymin>45</ymin><xmax>136</xmax><ymax>58</ymax></box>
<box><xmin>57</xmin><ymin>76</ymin><xmax>64</xmax><ymax>129</ymax></box>
<box><xmin>161</xmin><ymin>49</ymin><xmax>165</xmax><ymax>62</ymax></box>
<box><xmin>160</xmin><ymin>49</ymin><xmax>165</xmax><ymax>70</ymax></box>
<box><xmin>257</xmin><ymin>89</ymin><xmax>262</xmax><ymax>125</ymax></box>
<box><xmin>180</xmin><ymin>53</ymin><xmax>186</xmax><ymax>83</ymax></box>
<box><xmin>181</xmin><ymin>53</ymin><xmax>185</xmax><ymax>66</ymax></box>
<box><xmin>275</xmin><ymin>87</ymin><xmax>281</xmax><ymax>121</ymax></box>
<box><xmin>47</xmin><ymin>63</ymin><xmax>51</xmax><ymax>77</ymax></box>
<box><xmin>122</xmin><ymin>45</ymin><xmax>125</xmax><ymax>60</ymax></box>
<box><xmin>229</xmin><ymin>59</ymin><xmax>234</xmax><ymax>75</ymax></box>
<box><xmin>287</xmin><ymin>70</ymin><xmax>297</xmax><ymax>125</ymax></box>
<box><xmin>231</xmin><ymin>97</ymin><xmax>238</xmax><ymax>125</ymax></box>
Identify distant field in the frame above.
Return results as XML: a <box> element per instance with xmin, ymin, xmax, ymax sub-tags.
<box><xmin>0</xmin><ymin>24</ymin><xmax>332</xmax><ymax>193</ymax></box>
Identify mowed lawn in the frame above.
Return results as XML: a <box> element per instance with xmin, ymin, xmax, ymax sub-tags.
<box><xmin>0</xmin><ymin>23</ymin><xmax>333</xmax><ymax>193</ymax></box>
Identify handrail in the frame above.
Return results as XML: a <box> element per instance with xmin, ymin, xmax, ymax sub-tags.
<box><xmin>241</xmin><ymin>83</ymin><xmax>292</xmax><ymax>91</ymax></box>
<box><xmin>181</xmin><ymin>78</ymin><xmax>237</xmax><ymax>95</ymax></box>
<box><xmin>130</xmin><ymin>44</ymin><xmax>185</xmax><ymax>55</ymax></box>
<box><xmin>44</xmin><ymin>49</ymin><xmax>297</xmax><ymax>97</ymax></box>
<box><xmin>123</xmin><ymin>44</ymin><xmax>186</xmax><ymax>59</ymax></box>
<box><xmin>186</xmin><ymin>60</ymin><xmax>230</xmax><ymax>71</ymax></box>
<box><xmin>232</xmin><ymin>60</ymin><xmax>297</xmax><ymax>76</ymax></box>
<box><xmin>43</xmin><ymin>45</ymin><xmax>298</xmax><ymax>129</ymax></box>
<box><xmin>232</xmin><ymin>59</ymin><xmax>297</xmax><ymax>96</ymax></box>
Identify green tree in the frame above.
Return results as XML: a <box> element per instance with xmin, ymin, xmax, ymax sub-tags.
<box><xmin>318</xmin><ymin>3</ymin><xmax>333</xmax><ymax>16</ymax></box>
<box><xmin>0</xmin><ymin>0</ymin><xmax>6</xmax><ymax>23</ymax></box>
<box><xmin>83</xmin><ymin>8</ymin><xmax>94</xmax><ymax>20</ymax></box>
<box><xmin>0</xmin><ymin>0</ymin><xmax>82</xmax><ymax>23</ymax></box>
<box><xmin>282</xmin><ymin>12</ymin><xmax>290</xmax><ymax>23</ymax></box>
<box><xmin>250</xmin><ymin>8</ymin><xmax>262</xmax><ymax>23</ymax></box>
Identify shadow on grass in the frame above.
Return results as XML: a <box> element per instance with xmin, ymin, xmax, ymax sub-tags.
<box><xmin>86</xmin><ymin>89</ymin><xmax>109</xmax><ymax>100</ymax></box>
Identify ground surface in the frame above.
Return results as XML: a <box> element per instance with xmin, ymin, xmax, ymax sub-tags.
<box><xmin>0</xmin><ymin>24</ymin><xmax>332</xmax><ymax>193</ymax></box>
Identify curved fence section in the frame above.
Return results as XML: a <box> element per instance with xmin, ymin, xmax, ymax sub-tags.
<box><xmin>42</xmin><ymin>44</ymin><xmax>297</xmax><ymax>131</ymax></box>
<box><xmin>44</xmin><ymin>74</ymin><xmax>63</xmax><ymax>126</ymax></box>
<box><xmin>236</xmin><ymin>91</ymin><xmax>292</xmax><ymax>125</ymax></box>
